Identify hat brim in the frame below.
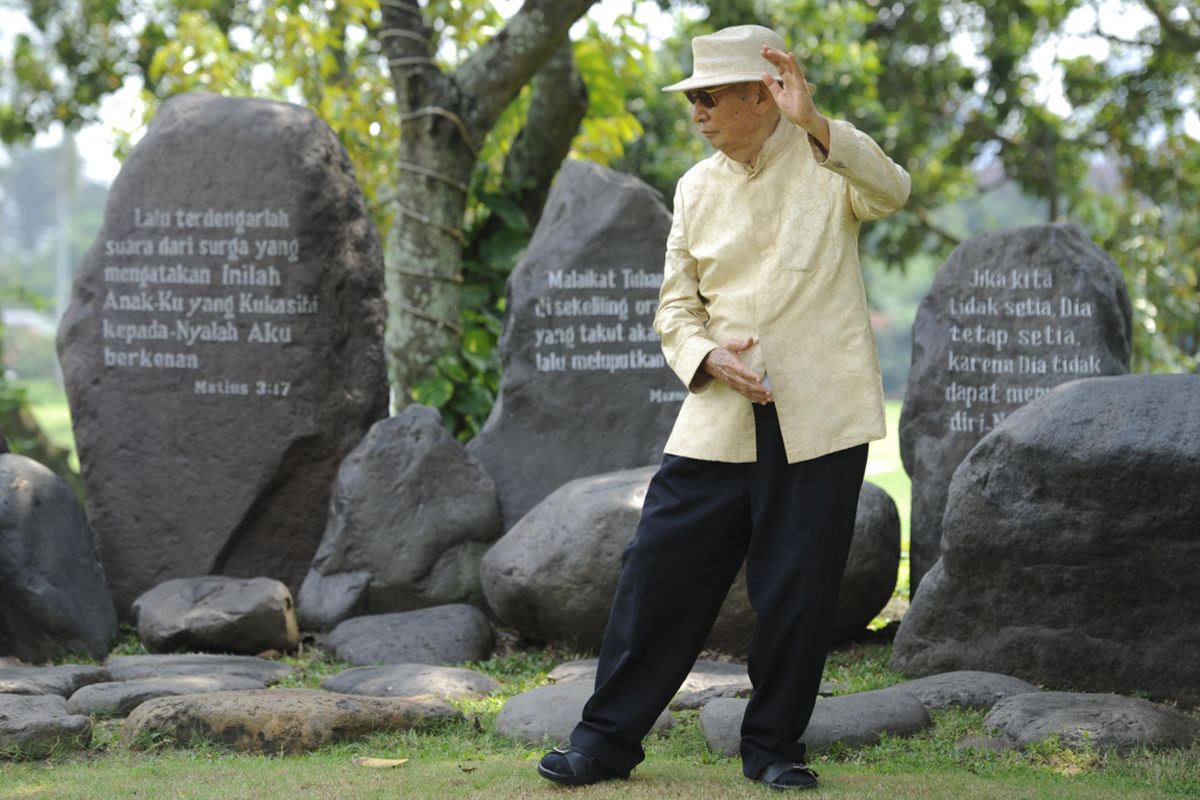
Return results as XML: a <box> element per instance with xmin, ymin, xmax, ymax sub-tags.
<box><xmin>661</xmin><ymin>71</ymin><xmax>780</xmax><ymax>93</ymax></box>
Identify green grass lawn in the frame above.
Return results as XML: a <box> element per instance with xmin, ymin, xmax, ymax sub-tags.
<box><xmin>2</xmin><ymin>643</ymin><xmax>1196</xmax><ymax>799</ymax></box>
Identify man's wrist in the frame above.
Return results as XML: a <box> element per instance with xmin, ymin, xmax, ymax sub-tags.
<box><xmin>799</xmin><ymin>114</ymin><xmax>831</xmax><ymax>153</ymax></box>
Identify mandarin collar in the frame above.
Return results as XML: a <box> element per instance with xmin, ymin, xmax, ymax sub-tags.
<box><xmin>716</xmin><ymin>117</ymin><xmax>794</xmax><ymax>178</ymax></box>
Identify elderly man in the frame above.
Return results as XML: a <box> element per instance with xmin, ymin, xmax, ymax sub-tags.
<box><xmin>537</xmin><ymin>25</ymin><xmax>910</xmax><ymax>791</ymax></box>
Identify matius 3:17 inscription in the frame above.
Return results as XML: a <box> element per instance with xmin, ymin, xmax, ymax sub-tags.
<box><xmin>899</xmin><ymin>224</ymin><xmax>1132</xmax><ymax>598</ymax></box>
<box><xmin>58</xmin><ymin>93</ymin><xmax>388</xmax><ymax>617</ymax></box>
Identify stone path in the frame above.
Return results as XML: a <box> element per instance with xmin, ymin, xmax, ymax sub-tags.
<box><xmin>121</xmin><ymin>689</ymin><xmax>459</xmax><ymax>754</ymax></box>
<box><xmin>103</xmin><ymin>654</ymin><xmax>293</xmax><ymax>684</ymax></box>
<box><xmin>0</xmin><ymin>665</ymin><xmax>110</xmax><ymax>697</ymax></box>
<box><xmin>323</xmin><ymin>663</ymin><xmax>499</xmax><ymax>700</ymax></box>
<box><xmin>3</xmin><ymin>655</ymin><xmax>1197</xmax><ymax>762</ymax></box>
<box><xmin>68</xmin><ymin>675</ymin><xmax>267</xmax><ymax>719</ymax></box>
<box><xmin>985</xmin><ymin>691</ymin><xmax>1200</xmax><ymax>755</ymax></box>
<box><xmin>892</xmin><ymin>670</ymin><xmax>1039</xmax><ymax>712</ymax></box>
<box><xmin>701</xmin><ymin>688</ymin><xmax>932</xmax><ymax>756</ymax></box>
<box><xmin>496</xmin><ymin>682</ymin><xmax>673</xmax><ymax>744</ymax></box>
<box><xmin>0</xmin><ymin>694</ymin><xmax>92</xmax><ymax>758</ymax></box>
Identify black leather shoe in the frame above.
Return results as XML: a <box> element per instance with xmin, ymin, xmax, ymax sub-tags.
<box><xmin>537</xmin><ymin>746</ymin><xmax>629</xmax><ymax>786</ymax></box>
<box><xmin>757</xmin><ymin>761</ymin><xmax>819</xmax><ymax>790</ymax></box>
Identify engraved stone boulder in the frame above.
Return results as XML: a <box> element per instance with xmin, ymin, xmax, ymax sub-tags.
<box><xmin>893</xmin><ymin>375</ymin><xmax>1200</xmax><ymax>705</ymax></box>
<box><xmin>900</xmin><ymin>223</ymin><xmax>1131</xmax><ymax>595</ymax></box>
<box><xmin>0</xmin><ymin>453</ymin><xmax>118</xmax><ymax>662</ymax></box>
<box><xmin>481</xmin><ymin>468</ymin><xmax>899</xmax><ymax>655</ymax></box>
<box><xmin>296</xmin><ymin>406</ymin><xmax>501</xmax><ymax>632</ymax></box>
<box><xmin>467</xmin><ymin>161</ymin><xmax>681</xmax><ymax>529</ymax></box>
<box><xmin>57</xmin><ymin>92</ymin><xmax>388</xmax><ymax>617</ymax></box>
<box><xmin>132</xmin><ymin>575</ymin><xmax>299</xmax><ymax>654</ymax></box>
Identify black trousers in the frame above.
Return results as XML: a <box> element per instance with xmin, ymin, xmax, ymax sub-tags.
<box><xmin>569</xmin><ymin>403</ymin><xmax>868</xmax><ymax>779</ymax></box>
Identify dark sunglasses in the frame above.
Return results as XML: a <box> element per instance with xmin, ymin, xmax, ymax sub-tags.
<box><xmin>684</xmin><ymin>84</ymin><xmax>735</xmax><ymax>109</ymax></box>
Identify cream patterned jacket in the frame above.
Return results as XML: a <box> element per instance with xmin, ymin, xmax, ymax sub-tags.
<box><xmin>655</xmin><ymin>117</ymin><xmax>911</xmax><ymax>463</ymax></box>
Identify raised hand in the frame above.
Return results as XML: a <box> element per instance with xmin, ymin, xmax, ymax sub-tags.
<box><xmin>761</xmin><ymin>46</ymin><xmax>830</xmax><ymax>151</ymax></box>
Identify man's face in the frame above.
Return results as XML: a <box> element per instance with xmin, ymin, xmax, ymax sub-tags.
<box><xmin>691</xmin><ymin>83</ymin><xmax>767</xmax><ymax>156</ymax></box>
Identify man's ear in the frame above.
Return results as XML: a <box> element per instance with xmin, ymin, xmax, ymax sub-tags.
<box><xmin>755</xmin><ymin>82</ymin><xmax>776</xmax><ymax>114</ymax></box>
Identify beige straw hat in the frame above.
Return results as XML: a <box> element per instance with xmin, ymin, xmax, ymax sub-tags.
<box><xmin>661</xmin><ymin>25</ymin><xmax>787</xmax><ymax>93</ymax></box>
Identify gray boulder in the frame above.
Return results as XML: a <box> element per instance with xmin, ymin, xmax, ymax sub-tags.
<box><xmin>894</xmin><ymin>375</ymin><xmax>1200</xmax><ymax>705</ymax></box>
<box><xmin>0</xmin><ymin>453</ymin><xmax>118</xmax><ymax>662</ymax></box>
<box><xmin>104</xmin><ymin>654</ymin><xmax>293</xmax><ymax>685</ymax></box>
<box><xmin>985</xmin><ymin>692</ymin><xmax>1200</xmax><ymax>754</ymax></box>
<box><xmin>57</xmin><ymin>92</ymin><xmax>388</xmax><ymax>618</ymax></box>
<box><xmin>120</xmin><ymin>689</ymin><xmax>458</xmax><ymax>754</ymax></box>
<box><xmin>892</xmin><ymin>671</ymin><xmax>1040</xmax><ymax>712</ymax></box>
<box><xmin>132</xmin><ymin>575</ymin><xmax>299</xmax><ymax>654</ymax></box>
<box><xmin>322</xmin><ymin>664</ymin><xmax>499</xmax><ymax>700</ymax></box>
<box><xmin>467</xmin><ymin>161</ymin><xmax>682</xmax><ymax>529</ymax></box>
<box><xmin>482</xmin><ymin>469</ymin><xmax>899</xmax><ymax>654</ymax></box>
<box><xmin>327</xmin><ymin>604</ymin><xmax>494</xmax><ymax>666</ymax></box>
<box><xmin>495</xmin><ymin>681</ymin><xmax>673</xmax><ymax>744</ymax></box>
<box><xmin>701</xmin><ymin>688</ymin><xmax>931</xmax><ymax>756</ymax></box>
<box><xmin>296</xmin><ymin>407</ymin><xmax>501</xmax><ymax>632</ymax></box>
<box><xmin>0</xmin><ymin>694</ymin><xmax>92</xmax><ymax>758</ymax></box>
<box><xmin>67</xmin><ymin>675</ymin><xmax>266</xmax><ymax>718</ymax></box>
<box><xmin>900</xmin><ymin>224</ymin><xmax>1131</xmax><ymax>595</ymax></box>
<box><xmin>482</xmin><ymin>467</ymin><xmax>652</xmax><ymax>649</ymax></box>
<box><xmin>0</xmin><ymin>665</ymin><xmax>110</xmax><ymax>697</ymax></box>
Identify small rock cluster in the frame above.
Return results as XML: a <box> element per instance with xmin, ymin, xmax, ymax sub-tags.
<box><xmin>5</xmin><ymin>648</ymin><xmax>1199</xmax><ymax>762</ymax></box>
<box><xmin>0</xmin><ymin>652</ymin><xmax>483</xmax><ymax>758</ymax></box>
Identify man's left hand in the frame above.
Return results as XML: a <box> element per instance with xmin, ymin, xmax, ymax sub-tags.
<box><xmin>761</xmin><ymin>46</ymin><xmax>831</xmax><ymax>153</ymax></box>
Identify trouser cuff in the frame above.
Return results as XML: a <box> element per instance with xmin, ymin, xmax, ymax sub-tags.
<box><xmin>569</xmin><ymin>721</ymin><xmax>646</xmax><ymax>774</ymax></box>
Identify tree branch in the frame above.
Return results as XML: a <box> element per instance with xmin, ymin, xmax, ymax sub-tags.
<box><xmin>1139</xmin><ymin>0</ymin><xmax>1200</xmax><ymax>50</ymax></box>
<box><xmin>503</xmin><ymin>39</ymin><xmax>589</xmax><ymax>226</ymax></box>
<box><xmin>912</xmin><ymin>205</ymin><xmax>962</xmax><ymax>248</ymax></box>
<box><xmin>453</xmin><ymin>0</ymin><xmax>597</xmax><ymax>141</ymax></box>
<box><xmin>1090</xmin><ymin>23</ymin><xmax>1158</xmax><ymax>49</ymax></box>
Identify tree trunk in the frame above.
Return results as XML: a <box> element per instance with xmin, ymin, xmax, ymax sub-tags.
<box><xmin>377</xmin><ymin>0</ymin><xmax>598</xmax><ymax>404</ymax></box>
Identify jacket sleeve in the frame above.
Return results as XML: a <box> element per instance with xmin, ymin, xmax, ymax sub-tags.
<box><xmin>809</xmin><ymin>119</ymin><xmax>911</xmax><ymax>221</ymax></box>
<box><xmin>654</xmin><ymin>182</ymin><xmax>720</xmax><ymax>392</ymax></box>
